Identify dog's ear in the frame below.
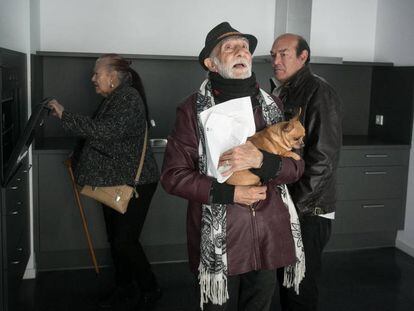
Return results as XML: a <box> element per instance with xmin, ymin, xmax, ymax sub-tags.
<box><xmin>283</xmin><ymin>122</ymin><xmax>294</xmax><ymax>132</ymax></box>
<box><xmin>292</xmin><ymin>107</ymin><xmax>302</xmax><ymax>121</ymax></box>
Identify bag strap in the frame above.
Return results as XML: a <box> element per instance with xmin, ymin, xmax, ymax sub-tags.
<box><xmin>134</xmin><ymin>123</ymin><xmax>148</xmax><ymax>185</ymax></box>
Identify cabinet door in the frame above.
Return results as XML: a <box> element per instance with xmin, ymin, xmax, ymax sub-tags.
<box><xmin>335</xmin><ymin>199</ymin><xmax>402</xmax><ymax>233</ymax></box>
<box><xmin>339</xmin><ymin>148</ymin><xmax>409</xmax><ymax>167</ymax></box>
<box><xmin>3</xmin><ymin>166</ymin><xmax>29</xmax><ymax>216</ymax></box>
<box><xmin>337</xmin><ymin>166</ymin><xmax>406</xmax><ymax>200</ymax></box>
<box><xmin>3</xmin><ymin>211</ymin><xmax>26</xmax><ymax>265</ymax></box>
<box><xmin>5</xmin><ymin>244</ymin><xmax>27</xmax><ymax>311</ymax></box>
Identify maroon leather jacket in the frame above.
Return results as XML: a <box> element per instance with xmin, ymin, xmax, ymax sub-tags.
<box><xmin>161</xmin><ymin>93</ymin><xmax>305</xmax><ymax>275</ymax></box>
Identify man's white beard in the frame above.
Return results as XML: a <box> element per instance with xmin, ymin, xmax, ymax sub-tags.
<box><xmin>213</xmin><ymin>57</ymin><xmax>252</xmax><ymax>79</ymax></box>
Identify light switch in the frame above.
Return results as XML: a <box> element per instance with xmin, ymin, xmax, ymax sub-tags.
<box><xmin>375</xmin><ymin>115</ymin><xmax>384</xmax><ymax>126</ymax></box>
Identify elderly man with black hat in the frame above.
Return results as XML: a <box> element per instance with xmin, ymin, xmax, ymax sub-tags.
<box><xmin>161</xmin><ymin>22</ymin><xmax>304</xmax><ymax>311</ymax></box>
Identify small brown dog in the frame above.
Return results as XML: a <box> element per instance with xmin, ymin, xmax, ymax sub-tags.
<box><xmin>225</xmin><ymin>110</ymin><xmax>305</xmax><ymax>186</ymax></box>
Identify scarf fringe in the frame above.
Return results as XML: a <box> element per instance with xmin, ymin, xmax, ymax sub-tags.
<box><xmin>198</xmin><ymin>264</ymin><xmax>229</xmax><ymax>310</ymax></box>
<box><xmin>283</xmin><ymin>254</ymin><xmax>306</xmax><ymax>294</ymax></box>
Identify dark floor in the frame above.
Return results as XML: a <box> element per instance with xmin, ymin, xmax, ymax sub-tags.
<box><xmin>16</xmin><ymin>247</ymin><xmax>414</xmax><ymax>311</ymax></box>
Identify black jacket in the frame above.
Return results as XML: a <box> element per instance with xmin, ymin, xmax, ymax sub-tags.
<box><xmin>61</xmin><ymin>84</ymin><xmax>159</xmax><ymax>187</ymax></box>
<box><xmin>271</xmin><ymin>66</ymin><xmax>342</xmax><ymax>215</ymax></box>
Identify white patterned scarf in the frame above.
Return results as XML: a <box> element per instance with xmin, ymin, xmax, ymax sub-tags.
<box><xmin>195</xmin><ymin>78</ymin><xmax>304</xmax><ymax>309</ymax></box>
<box><xmin>279</xmin><ymin>184</ymin><xmax>306</xmax><ymax>294</ymax></box>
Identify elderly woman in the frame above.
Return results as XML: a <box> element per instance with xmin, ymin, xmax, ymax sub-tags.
<box><xmin>48</xmin><ymin>54</ymin><xmax>161</xmax><ymax>310</ymax></box>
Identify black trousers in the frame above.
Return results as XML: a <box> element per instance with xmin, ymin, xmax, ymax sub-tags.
<box><xmin>199</xmin><ymin>269</ymin><xmax>277</xmax><ymax>311</ymax></box>
<box><xmin>102</xmin><ymin>182</ymin><xmax>158</xmax><ymax>292</ymax></box>
<box><xmin>277</xmin><ymin>216</ymin><xmax>332</xmax><ymax>311</ymax></box>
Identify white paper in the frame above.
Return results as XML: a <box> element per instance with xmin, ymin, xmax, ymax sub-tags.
<box><xmin>199</xmin><ymin>97</ymin><xmax>255</xmax><ymax>183</ymax></box>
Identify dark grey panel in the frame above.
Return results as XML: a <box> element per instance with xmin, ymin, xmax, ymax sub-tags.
<box><xmin>3</xmin><ymin>211</ymin><xmax>26</xmax><ymax>260</ymax></box>
<box><xmin>310</xmin><ymin>64</ymin><xmax>373</xmax><ymax>136</ymax></box>
<box><xmin>131</xmin><ymin>58</ymin><xmax>206</xmax><ymax>139</ymax></box>
<box><xmin>41</xmin><ymin>56</ymin><xmax>208</xmax><ymax>139</ymax></box>
<box><xmin>37</xmin><ymin>153</ymin><xmax>109</xmax><ymax>252</ymax></box>
<box><xmin>37</xmin><ymin>55</ymin><xmax>376</xmax><ymax>140</ymax></box>
<box><xmin>337</xmin><ymin>166</ymin><xmax>406</xmax><ymax>200</ymax></box>
<box><xmin>31</xmin><ymin>54</ymin><xmax>43</xmax><ymax>106</ymax></box>
<box><xmin>31</xmin><ymin>54</ymin><xmax>45</xmax><ymax>141</ymax></box>
<box><xmin>335</xmin><ymin>199</ymin><xmax>402</xmax><ymax>233</ymax></box>
<box><xmin>1</xmin><ymin>48</ymin><xmax>28</xmax><ymax>139</ymax></box>
<box><xmin>41</xmin><ymin>57</ymin><xmax>101</xmax><ymax>138</ymax></box>
<box><xmin>339</xmin><ymin>148</ymin><xmax>410</xmax><ymax>167</ymax></box>
<box><xmin>140</xmin><ymin>150</ymin><xmax>187</xmax><ymax>246</ymax></box>
<box><xmin>369</xmin><ymin>66</ymin><xmax>414</xmax><ymax>144</ymax></box>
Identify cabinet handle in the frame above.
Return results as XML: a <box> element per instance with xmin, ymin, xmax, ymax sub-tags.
<box><xmin>9</xmin><ymin>186</ymin><xmax>18</xmax><ymax>190</ymax></box>
<box><xmin>364</xmin><ymin>171</ymin><xmax>387</xmax><ymax>175</ymax></box>
<box><xmin>11</xmin><ymin>210</ymin><xmax>19</xmax><ymax>215</ymax></box>
<box><xmin>17</xmin><ymin>247</ymin><xmax>23</xmax><ymax>252</ymax></box>
<box><xmin>11</xmin><ymin>261</ymin><xmax>20</xmax><ymax>265</ymax></box>
<box><xmin>362</xmin><ymin>204</ymin><xmax>385</xmax><ymax>209</ymax></box>
<box><xmin>365</xmin><ymin>154</ymin><xmax>389</xmax><ymax>158</ymax></box>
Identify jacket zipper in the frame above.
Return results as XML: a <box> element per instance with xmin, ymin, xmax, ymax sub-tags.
<box><xmin>250</xmin><ymin>204</ymin><xmax>259</xmax><ymax>270</ymax></box>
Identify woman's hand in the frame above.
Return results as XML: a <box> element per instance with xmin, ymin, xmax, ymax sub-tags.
<box><xmin>48</xmin><ymin>99</ymin><xmax>65</xmax><ymax>119</ymax></box>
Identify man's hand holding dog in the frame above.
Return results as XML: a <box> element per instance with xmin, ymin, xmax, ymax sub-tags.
<box><xmin>234</xmin><ymin>185</ymin><xmax>267</xmax><ymax>205</ymax></box>
<box><xmin>219</xmin><ymin>141</ymin><xmax>263</xmax><ymax>176</ymax></box>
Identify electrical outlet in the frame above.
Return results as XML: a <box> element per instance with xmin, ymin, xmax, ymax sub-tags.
<box><xmin>375</xmin><ymin>115</ymin><xmax>384</xmax><ymax>126</ymax></box>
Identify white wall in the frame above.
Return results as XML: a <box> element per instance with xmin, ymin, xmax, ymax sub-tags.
<box><xmin>374</xmin><ymin>0</ymin><xmax>414</xmax><ymax>65</ymax></box>
<box><xmin>39</xmin><ymin>0</ymin><xmax>276</xmax><ymax>56</ymax></box>
<box><xmin>310</xmin><ymin>0</ymin><xmax>378</xmax><ymax>61</ymax></box>
<box><xmin>30</xmin><ymin>0</ymin><xmax>41</xmax><ymax>53</ymax></box>
<box><xmin>0</xmin><ymin>0</ymin><xmax>30</xmax><ymax>52</ymax></box>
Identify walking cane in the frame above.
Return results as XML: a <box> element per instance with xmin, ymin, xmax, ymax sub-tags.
<box><xmin>64</xmin><ymin>159</ymin><xmax>100</xmax><ymax>274</ymax></box>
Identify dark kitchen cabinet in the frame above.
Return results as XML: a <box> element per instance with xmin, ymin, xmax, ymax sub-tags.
<box><xmin>327</xmin><ymin>144</ymin><xmax>410</xmax><ymax>251</ymax></box>
<box><xmin>1</xmin><ymin>159</ymin><xmax>31</xmax><ymax>311</ymax></box>
<box><xmin>0</xmin><ymin>47</ymin><xmax>30</xmax><ymax>311</ymax></box>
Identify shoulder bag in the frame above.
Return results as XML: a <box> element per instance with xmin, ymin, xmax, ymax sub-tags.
<box><xmin>80</xmin><ymin>125</ymin><xmax>148</xmax><ymax>214</ymax></box>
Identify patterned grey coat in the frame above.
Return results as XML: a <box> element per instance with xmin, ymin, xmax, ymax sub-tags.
<box><xmin>61</xmin><ymin>84</ymin><xmax>159</xmax><ymax>186</ymax></box>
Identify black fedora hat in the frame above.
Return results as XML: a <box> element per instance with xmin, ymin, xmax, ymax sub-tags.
<box><xmin>198</xmin><ymin>22</ymin><xmax>258</xmax><ymax>70</ymax></box>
